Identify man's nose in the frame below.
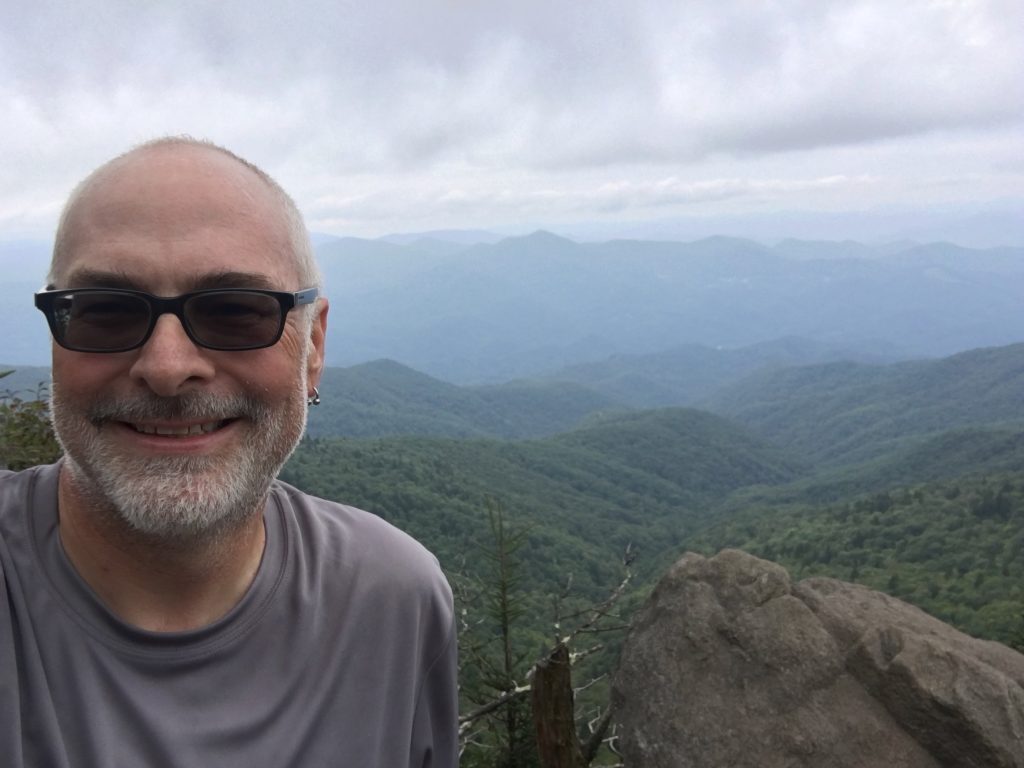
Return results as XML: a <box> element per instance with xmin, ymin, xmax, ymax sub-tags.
<box><xmin>128</xmin><ymin>314</ymin><xmax>217</xmax><ymax>397</ymax></box>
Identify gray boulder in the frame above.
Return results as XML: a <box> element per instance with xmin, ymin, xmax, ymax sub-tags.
<box><xmin>612</xmin><ymin>549</ymin><xmax>1024</xmax><ymax>767</ymax></box>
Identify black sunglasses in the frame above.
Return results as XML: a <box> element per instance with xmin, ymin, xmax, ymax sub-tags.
<box><xmin>35</xmin><ymin>286</ymin><xmax>319</xmax><ymax>353</ymax></box>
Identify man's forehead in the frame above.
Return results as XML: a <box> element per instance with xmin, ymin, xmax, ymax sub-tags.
<box><xmin>77</xmin><ymin>150</ymin><xmax>277</xmax><ymax>225</ymax></box>
<box><xmin>100</xmin><ymin>142</ymin><xmax>259</xmax><ymax>187</ymax></box>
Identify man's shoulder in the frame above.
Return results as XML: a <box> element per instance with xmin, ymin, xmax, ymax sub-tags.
<box><xmin>0</xmin><ymin>464</ymin><xmax>60</xmax><ymax>571</ymax></box>
<box><xmin>0</xmin><ymin>465</ymin><xmax>36</xmax><ymax>486</ymax></box>
<box><xmin>0</xmin><ymin>463</ymin><xmax>58</xmax><ymax>512</ymax></box>
<box><xmin>269</xmin><ymin>479</ymin><xmax>449</xmax><ymax>594</ymax></box>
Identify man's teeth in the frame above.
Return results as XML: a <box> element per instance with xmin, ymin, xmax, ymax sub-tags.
<box><xmin>133</xmin><ymin>421</ymin><xmax>225</xmax><ymax>436</ymax></box>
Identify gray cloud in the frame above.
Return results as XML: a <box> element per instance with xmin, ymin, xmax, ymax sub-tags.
<box><xmin>0</xmin><ymin>0</ymin><xmax>1021</xmax><ymax>238</ymax></box>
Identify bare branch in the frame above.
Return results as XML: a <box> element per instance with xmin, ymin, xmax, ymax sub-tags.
<box><xmin>573</xmin><ymin>622</ymin><xmax>632</xmax><ymax>634</ymax></box>
<box><xmin>572</xmin><ymin>672</ymin><xmax>607</xmax><ymax>696</ymax></box>
<box><xmin>458</xmin><ymin>542</ymin><xmax>638</xmax><ymax>761</ymax></box>
<box><xmin>458</xmin><ymin>684</ymin><xmax>532</xmax><ymax>734</ymax></box>
<box><xmin>581</xmin><ymin>707</ymin><xmax>615</xmax><ymax>764</ymax></box>
<box><xmin>568</xmin><ymin>643</ymin><xmax>604</xmax><ymax>665</ymax></box>
<box><xmin>556</xmin><ymin>560</ymin><xmax>633</xmax><ymax>649</ymax></box>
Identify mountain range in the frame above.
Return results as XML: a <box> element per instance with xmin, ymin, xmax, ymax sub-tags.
<box><xmin>278</xmin><ymin>340</ymin><xmax>1024</xmax><ymax>644</ymax></box>
<box><xmin>7</xmin><ymin>339</ymin><xmax>1024</xmax><ymax>460</ymax></box>
<box><xmin>6</xmin><ymin>332</ymin><xmax>1024</xmax><ymax>644</ymax></box>
<box><xmin>4</xmin><ymin>234</ymin><xmax>1024</xmax><ymax>383</ymax></box>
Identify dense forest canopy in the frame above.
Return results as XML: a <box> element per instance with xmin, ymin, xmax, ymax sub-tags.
<box><xmin>275</xmin><ymin>339</ymin><xmax>1024</xmax><ymax>648</ymax></box>
<box><xmin>6</xmin><ymin>339</ymin><xmax>1024</xmax><ymax>647</ymax></box>
<box><xmin>7</xmin><ymin>331</ymin><xmax>1024</xmax><ymax>765</ymax></box>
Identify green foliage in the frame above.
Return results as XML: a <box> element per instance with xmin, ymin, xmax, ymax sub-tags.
<box><xmin>546</xmin><ymin>337</ymin><xmax>877</xmax><ymax>408</ymax></box>
<box><xmin>282</xmin><ymin>408</ymin><xmax>803</xmax><ymax>607</ymax></box>
<box><xmin>1011</xmin><ymin>609</ymin><xmax>1024</xmax><ymax>653</ymax></box>
<box><xmin>707</xmin><ymin>343</ymin><xmax>1024</xmax><ymax>470</ymax></box>
<box><xmin>460</xmin><ymin>502</ymin><xmax>541</xmax><ymax>768</ymax></box>
<box><xmin>690</xmin><ymin>472</ymin><xmax>1024</xmax><ymax>645</ymax></box>
<box><xmin>306</xmin><ymin>360</ymin><xmax>618</xmax><ymax>440</ymax></box>
<box><xmin>1</xmin><ymin>372</ymin><xmax>62</xmax><ymax>470</ymax></box>
<box><xmin>284</xmin><ymin>398</ymin><xmax>1024</xmax><ymax>652</ymax></box>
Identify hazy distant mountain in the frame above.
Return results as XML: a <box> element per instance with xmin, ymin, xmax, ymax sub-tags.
<box><xmin>543</xmin><ymin>337</ymin><xmax>901</xmax><ymax>408</ymax></box>
<box><xmin>771</xmin><ymin>239</ymin><xmax>891</xmax><ymax>261</ymax></box>
<box><xmin>0</xmin><ymin>366</ymin><xmax>51</xmax><ymax>396</ymax></box>
<box><xmin>316</xmin><ymin>232</ymin><xmax>1024</xmax><ymax>382</ymax></box>
<box><xmin>3</xmin><ymin>234</ymin><xmax>1023</xmax><ymax>379</ymax></box>
<box><xmin>0</xmin><ymin>240</ymin><xmax>50</xmax><ymax>281</ymax></box>
<box><xmin>308</xmin><ymin>232</ymin><xmax>344</xmax><ymax>246</ymax></box>
<box><xmin>563</xmin><ymin>205</ymin><xmax>1024</xmax><ymax>249</ymax></box>
<box><xmin>378</xmin><ymin>229</ymin><xmax>504</xmax><ymax>245</ymax></box>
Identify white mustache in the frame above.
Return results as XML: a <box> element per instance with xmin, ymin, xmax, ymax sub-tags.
<box><xmin>84</xmin><ymin>393</ymin><xmax>271</xmax><ymax>427</ymax></box>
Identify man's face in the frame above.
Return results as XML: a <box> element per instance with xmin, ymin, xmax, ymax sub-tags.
<box><xmin>49</xmin><ymin>147</ymin><xmax>326</xmax><ymax>540</ymax></box>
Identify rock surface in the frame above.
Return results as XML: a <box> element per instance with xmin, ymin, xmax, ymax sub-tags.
<box><xmin>612</xmin><ymin>549</ymin><xmax>1024</xmax><ymax>767</ymax></box>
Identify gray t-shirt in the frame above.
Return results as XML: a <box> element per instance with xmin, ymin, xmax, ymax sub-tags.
<box><xmin>0</xmin><ymin>463</ymin><xmax>458</xmax><ymax>768</ymax></box>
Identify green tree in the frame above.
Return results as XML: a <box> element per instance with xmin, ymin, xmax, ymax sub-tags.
<box><xmin>457</xmin><ymin>500</ymin><xmax>630</xmax><ymax>767</ymax></box>
<box><xmin>1011</xmin><ymin>608</ymin><xmax>1024</xmax><ymax>654</ymax></box>
<box><xmin>1</xmin><ymin>372</ymin><xmax>62</xmax><ymax>471</ymax></box>
<box><xmin>459</xmin><ymin>500</ymin><xmax>540</xmax><ymax>768</ymax></box>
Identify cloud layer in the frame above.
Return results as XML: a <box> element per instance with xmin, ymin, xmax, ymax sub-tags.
<box><xmin>2</xmin><ymin>0</ymin><xmax>1022</xmax><ymax>239</ymax></box>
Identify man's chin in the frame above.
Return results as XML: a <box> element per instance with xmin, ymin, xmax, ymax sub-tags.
<box><xmin>66</xmin><ymin>451</ymin><xmax>262</xmax><ymax>540</ymax></box>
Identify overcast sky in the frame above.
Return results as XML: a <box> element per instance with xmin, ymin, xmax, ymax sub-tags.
<box><xmin>2</xmin><ymin>0</ymin><xmax>1022</xmax><ymax>244</ymax></box>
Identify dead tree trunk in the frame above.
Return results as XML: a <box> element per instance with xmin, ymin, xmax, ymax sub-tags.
<box><xmin>531</xmin><ymin>643</ymin><xmax>586</xmax><ymax>768</ymax></box>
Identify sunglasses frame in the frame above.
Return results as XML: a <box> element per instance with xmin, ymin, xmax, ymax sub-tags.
<box><xmin>34</xmin><ymin>286</ymin><xmax>319</xmax><ymax>353</ymax></box>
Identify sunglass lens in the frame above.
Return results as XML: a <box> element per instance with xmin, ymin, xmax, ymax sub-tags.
<box><xmin>59</xmin><ymin>292</ymin><xmax>151</xmax><ymax>351</ymax></box>
<box><xmin>184</xmin><ymin>291</ymin><xmax>283</xmax><ymax>349</ymax></box>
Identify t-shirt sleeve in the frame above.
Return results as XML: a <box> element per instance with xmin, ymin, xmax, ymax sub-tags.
<box><xmin>411</xmin><ymin>613</ymin><xmax>459</xmax><ymax>768</ymax></box>
<box><xmin>0</xmin><ymin>564</ymin><xmax>24</xmax><ymax>768</ymax></box>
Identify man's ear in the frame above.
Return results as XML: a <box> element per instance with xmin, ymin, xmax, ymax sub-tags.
<box><xmin>306</xmin><ymin>298</ymin><xmax>329</xmax><ymax>389</ymax></box>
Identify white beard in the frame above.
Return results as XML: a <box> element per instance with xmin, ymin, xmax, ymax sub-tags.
<box><xmin>51</xmin><ymin>384</ymin><xmax>307</xmax><ymax>542</ymax></box>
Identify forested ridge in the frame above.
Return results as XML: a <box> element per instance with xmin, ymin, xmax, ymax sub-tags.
<box><xmin>282</xmin><ymin>408</ymin><xmax>805</xmax><ymax>600</ymax></box>
<box><xmin>308</xmin><ymin>360</ymin><xmax>620</xmax><ymax>439</ymax></box>
<box><xmin>285</xmin><ymin>341</ymin><xmax>1024</xmax><ymax>648</ymax></box>
<box><xmin>7</xmin><ymin>342</ymin><xmax>1023</xmax><ymax>646</ymax></box>
<box><xmin>704</xmin><ymin>341</ymin><xmax>1024</xmax><ymax>467</ymax></box>
<box><xmin>281</xmin><ymin>431</ymin><xmax>1024</xmax><ymax>648</ymax></box>
<box><xmin>7</xmin><ymin>339</ymin><xmax>1024</xmax><ymax>764</ymax></box>
<box><xmin>276</xmin><ymin>394</ymin><xmax>1024</xmax><ymax>761</ymax></box>
<box><xmin>692</xmin><ymin>472</ymin><xmax>1024</xmax><ymax>641</ymax></box>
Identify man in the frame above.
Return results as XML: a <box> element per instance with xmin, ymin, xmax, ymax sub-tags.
<box><xmin>0</xmin><ymin>138</ymin><xmax>458</xmax><ymax>767</ymax></box>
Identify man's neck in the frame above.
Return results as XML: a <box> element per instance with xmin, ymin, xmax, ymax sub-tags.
<box><xmin>56</xmin><ymin>467</ymin><xmax>267</xmax><ymax>633</ymax></box>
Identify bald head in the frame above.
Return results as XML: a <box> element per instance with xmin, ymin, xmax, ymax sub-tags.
<box><xmin>49</xmin><ymin>138</ymin><xmax>319</xmax><ymax>290</ymax></box>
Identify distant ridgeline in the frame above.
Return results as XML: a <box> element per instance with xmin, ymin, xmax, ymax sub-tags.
<box><xmin>309</xmin><ymin>233</ymin><xmax>1024</xmax><ymax>383</ymax></box>
<box><xmin>276</xmin><ymin>339</ymin><xmax>1024</xmax><ymax>647</ymax></box>
<box><xmin>5</xmin><ymin>234</ymin><xmax>1024</xmax><ymax>374</ymax></box>
<box><xmin>7</xmin><ymin>340</ymin><xmax>1024</xmax><ymax>643</ymax></box>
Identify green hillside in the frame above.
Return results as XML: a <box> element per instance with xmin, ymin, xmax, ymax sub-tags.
<box><xmin>282</xmin><ymin>408</ymin><xmax>804</xmax><ymax>601</ymax></box>
<box><xmin>8</xmin><ymin>340</ymin><xmax>1024</xmax><ymax>650</ymax></box>
<box><xmin>283</xmin><ymin>401</ymin><xmax>1024</xmax><ymax>647</ymax></box>
<box><xmin>544</xmin><ymin>337</ymin><xmax>894</xmax><ymax>408</ymax></box>
<box><xmin>285</xmin><ymin>342</ymin><xmax>1024</xmax><ymax>650</ymax></box>
<box><xmin>690</xmin><ymin>471</ymin><xmax>1024</xmax><ymax>644</ymax></box>
<box><xmin>308</xmin><ymin>359</ymin><xmax>621</xmax><ymax>438</ymax></box>
<box><xmin>549</xmin><ymin>408</ymin><xmax>804</xmax><ymax>494</ymax></box>
<box><xmin>705</xmin><ymin>342</ymin><xmax>1024</xmax><ymax>468</ymax></box>
<box><xmin>718</xmin><ymin>425</ymin><xmax>1024</xmax><ymax>508</ymax></box>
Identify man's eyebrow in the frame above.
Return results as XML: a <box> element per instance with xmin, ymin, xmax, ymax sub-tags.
<box><xmin>58</xmin><ymin>268</ymin><xmax>140</xmax><ymax>290</ymax></box>
<box><xmin>55</xmin><ymin>269</ymin><xmax>279</xmax><ymax>292</ymax></box>
<box><xmin>190</xmin><ymin>272</ymin><xmax>278</xmax><ymax>291</ymax></box>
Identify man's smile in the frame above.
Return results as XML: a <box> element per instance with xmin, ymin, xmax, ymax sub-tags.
<box><xmin>128</xmin><ymin>419</ymin><xmax>231</xmax><ymax>437</ymax></box>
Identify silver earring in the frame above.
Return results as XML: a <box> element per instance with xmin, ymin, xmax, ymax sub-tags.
<box><xmin>307</xmin><ymin>386</ymin><xmax>321</xmax><ymax>407</ymax></box>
